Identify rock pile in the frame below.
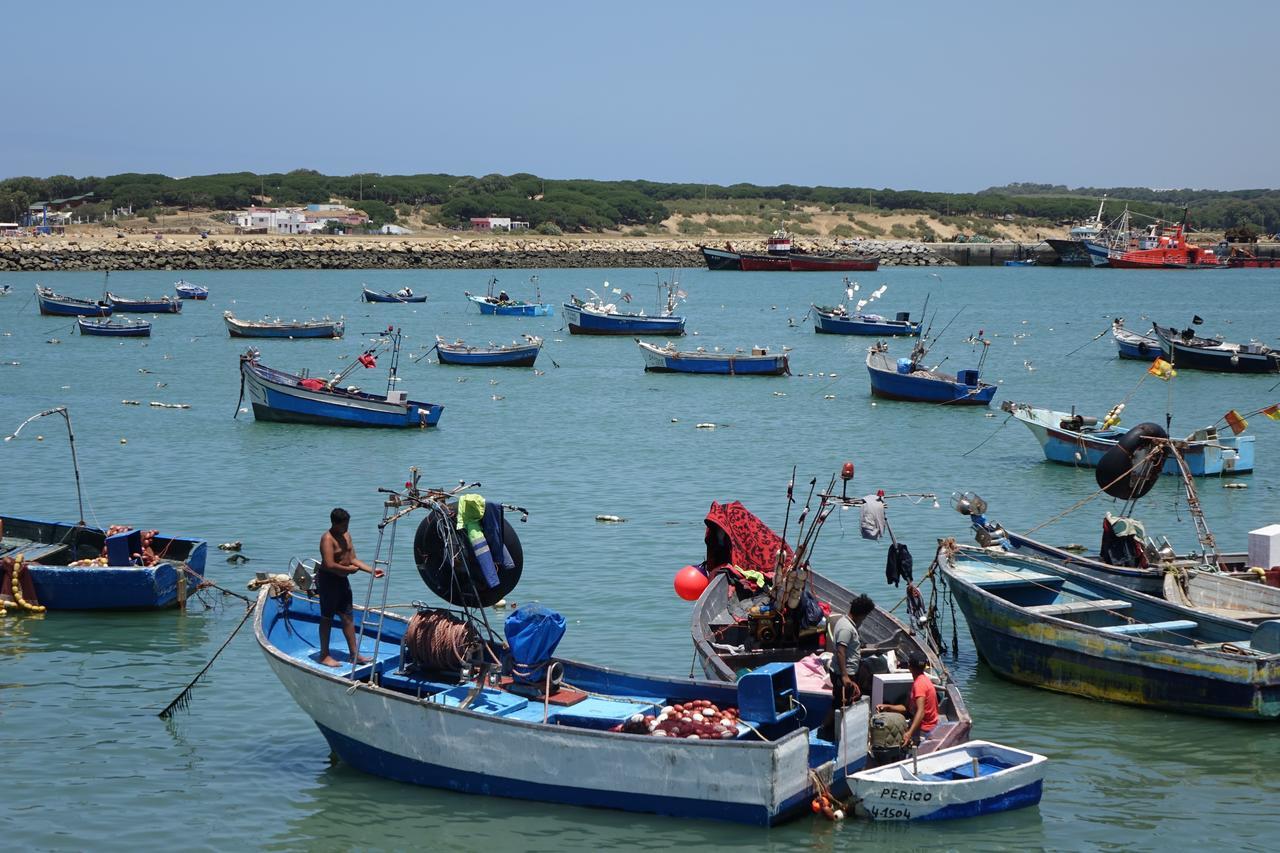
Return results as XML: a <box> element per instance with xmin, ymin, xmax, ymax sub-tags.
<box><xmin>0</xmin><ymin>234</ymin><xmax>953</xmax><ymax>271</ymax></box>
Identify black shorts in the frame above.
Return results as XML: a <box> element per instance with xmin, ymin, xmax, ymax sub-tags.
<box><xmin>317</xmin><ymin>571</ymin><xmax>353</xmax><ymax>618</ymax></box>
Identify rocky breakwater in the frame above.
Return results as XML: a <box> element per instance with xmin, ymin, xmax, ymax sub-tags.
<box><xmin>792</xmin><ymin>238</ymin><xmax>954</xmax><ymax>267</ymax></box>
<box><xmin>0</xmin><ymin>235</ymin><xmax>708</xmax><ymax>272</ymax></box>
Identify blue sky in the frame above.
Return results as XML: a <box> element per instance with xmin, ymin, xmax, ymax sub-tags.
<box><xmin>6</xmin><ymin>0</ymin><xmax>1277</xmax><ymax>191</ymax></box>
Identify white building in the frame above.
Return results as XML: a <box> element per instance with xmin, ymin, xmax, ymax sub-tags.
<box><xmin>235</xmin><ymin>207</ymin><xmax>307</xmax><ymax>234</ymax></box>
<box><xmin>470</xmin><ymin>217</ymin><xmax>529</xmax><ymax>231</ymax></box>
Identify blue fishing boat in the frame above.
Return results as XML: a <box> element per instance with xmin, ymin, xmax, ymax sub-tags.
<box><xmin>237</xmin><ymin>329</ymin><xmax>443</xmax><ymax>428</ymax></box>
<box><xmin>35</xmin><ymin>285</ymin><xmax>112</xmax><ymax>317</ymax></box>
<box><xmin>812</xmin><ymin>279</ymin><xmax>921</xmax><ymax>336</ymax></box>
<box><xmin>1153</xmin><ymin>323</ymin><xmax>1280</xmax><ymax>374</ymax></box>
<box><xmin>254</xmin><ymin>473</ymin><xmax>871</xmax><ymax>826</ymax></box>
<box><xmin>1</xmin><ymin>407</ymin><xmax>206</xmax><ymax>611</ymax></box>
<box><xmin>1001</xmin><ymin>401</ymin><xmax>1254</xmax><ymax>476</ymax></box>
<box><xmin>637</xmin><ymin>340</ymin><xmax>790</xmax><ymax>375</ymax></box>
<box><xmin>362</xmin><ymin>285</ymin><xmax>428</xmax><ymax>304</ymax></box>
<box><xmin>814</xmin><ymin>309</ymin><xmax>921</xmax><ymax>336</ymax></box>
<box><xmin>223</xmin><ymin>312</ymin><xmax>345</xmax><ymax>339</ymax></box>
<box><xmin>865</xmin><ymin>341</ymin><xmax>996</xmax><ymax>406</ymax></box>
<box><xmin>939</xmin><ymin>541</ymin><xmax>1280</xmax><ymax>719</ymax></box>
<box><xmin>849</xmin><ymin>740</ymin><xmax>1047</xmax><ymax>821</ymax></box>
<box><xmin>1003</xmin><ymin>259</ymin><xmax>1037</xmax><ymax>267</ymax></box>
<box><xmin>563</xmin><ymin>278</ymin><xmax>686</xmax><ymax>336</ymax></box>
<box><xmin>173</xmin><ymin>280</ymin><xmax>209</xmax><ymax>299</ymax></box>
<box><xmin>465</xmin><ymin>275</ymin><xmax>552</xmax><ymax>316</ymax></box>
<box><xmin>77</xmin><ymin>317</ymin><xmax>152</xmax><ymax>337</ymax></box>
<box><xmin>435</xmin><ymin>335</ymin><xmax>542</xmax><ymax>367</ymax></box>
<box><xmin>1111</xmin><ymin>319</ymin><xmax>1159</xmax><ymax>359</ymax></box>
<box><xmin>106</xmin><ymin>292</ymin><xmax>183</xmax><ymax>314</ymax></box>
<box><xmin>1</xmin><ymin>515</ymin><xmax>207</xmax><ymax>610</ymax></box>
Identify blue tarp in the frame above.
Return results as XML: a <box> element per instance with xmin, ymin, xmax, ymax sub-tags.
<box><xmin>505</xmin><ymin>605</ymin><xmax>566</xmax><ymax>683</ymax></box>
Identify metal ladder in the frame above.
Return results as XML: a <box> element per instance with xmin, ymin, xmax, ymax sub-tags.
<box><xmin>1166</xmin><ymin>441</ymin><xmax>1219</xmax><ymax>566</ymax></box>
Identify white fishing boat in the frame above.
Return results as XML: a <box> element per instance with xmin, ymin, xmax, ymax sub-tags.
<box><xmin>849</xmin><ymin>740</ymin><xmax>1047</xmax><ymax>821</ymax></box>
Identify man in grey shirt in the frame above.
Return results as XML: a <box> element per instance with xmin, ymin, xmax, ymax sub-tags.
<box><xmin>820</xmin><ymin>593</ymin><xmax>876</xmax><ymax>739</ymax></box>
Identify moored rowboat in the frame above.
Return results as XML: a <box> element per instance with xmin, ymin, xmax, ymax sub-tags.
<box><xmin>77</xmin><ymin>317</ymin><xmax>151</xmax><ymax>337</ymax></box>
<box><xmin>638</xmin><ymin>340</ymin><xmax>789</xmax><ymax>375</ymax></box>
<box><xmin>223</xmin><ymin>312</ymin><xmax>345</xmax><ymax>339</ymax></box>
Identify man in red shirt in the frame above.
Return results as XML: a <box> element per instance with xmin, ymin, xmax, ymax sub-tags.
<box><xmin>876</xmin><ymin>652</ymin><xmax>939</xmax><ymax>747</ymax></box>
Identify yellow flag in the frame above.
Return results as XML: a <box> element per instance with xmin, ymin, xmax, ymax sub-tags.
<box><xmin>1148</xmin><ymin>358</ymin><xmax>1176</xmax><ymax>380</ymax></box>
<box><xmin>1224</xmin><ymin>410</ymin><xmax>1248</xmax><ymax>435</ymax></box>
<box><xmin>1263</xmin><ymin>403</ymin><xmax>1280</xmax><ymax>421</ymax></box>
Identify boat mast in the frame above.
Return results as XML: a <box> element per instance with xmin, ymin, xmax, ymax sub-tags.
<box><xmin>5</xmin><ymin>407</ymin><xmax>86</xmax><ymax>525</ymax></box>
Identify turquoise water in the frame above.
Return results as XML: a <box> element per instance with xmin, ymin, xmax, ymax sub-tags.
<box><xmin>3</xmin><ymin>266</ymin><xmax>1279</xmax><ymax>851</ymax></box>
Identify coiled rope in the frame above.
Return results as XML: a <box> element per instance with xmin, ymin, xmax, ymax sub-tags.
<box><xmin>404</xmin><ymin>610</ymin><xmax>478</xmax><ymax>671</ymax></box>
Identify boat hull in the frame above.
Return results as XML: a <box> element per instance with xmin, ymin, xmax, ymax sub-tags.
<box><xmin>866</xmin><ymin>349</ymin><xmax>995</xmax><ymax>405</ymax></box>
<box><xmin>563</xmin><ymin>303</ymin><xmax>686</xmax><ymax>336</ymax></box>
<box><xmin>2</xmin><ymin>515</ymin><xmax>207</xmax><ymax>610</ymax></box>
<box><xmin>106</xmin><ymin>293</ymin><xmax>182</xmax><ymax>313</ymax></box>
<box><xmin>467</xmin><ymin>295</ymin><xmax>553</xmax><ymax>316</ymax></box>
<box><xmin>241</xmin><ymin>358</ymin><xmax>442</xmax><ymax>428</ymax></box>
<box><xmin>699</xmin><ymin>246</ymin><xmax>742</xmax><ymax>271</ymax></box>
<box><xmin>362</xmin><ymin>288</ymin><xmax>428</xmax><ymax>303</ymax></box>
<box><xmin>1112</xmin><ymin>327</ymin><xmax>1160</xmax><ymax>359</ymax></box>
<box><xmin>787</xmin><ymin>255</ymin><xmax>879</xmax><ymax>272</ymax></box>
<box><xmin>639</xmin><ymin>342</ymin><xmax>788</xmax><ymax>375</ymax></box>
<box><xmin>1006</xmin><ymin>404</ymin><xmax>1253</xmax><ymax>476</ymax></box>
<box><xmin>943</xmin><ymin>548</ymin><xmax>1280</xmax><ymax>719</ymax></box>
<box><xmin>1045</xmin><ymin>238</ymin><xmax>1092</xmax><ymax>265</ymax></box>
<box><xmin>1154</xmin><ymin>326</ymin><xmax>1280</xmax><ymax>374</ymax></box>
<box><xmin>813</xmin><ymin>310</ymin><xmax>920</xmax><ymax>337</ymax></box>
<box><xmin>1081</xmin><ymin>241</ymin><xmax>1111</xmax><ymax>267</ymax></box>
<box><xmin>256</xmin><ymin>592</ymin><xmax>868</xmax><ymax>826</ymax></box>
<box><xmin>224</xmin><ymin>315</ymin><xmax>344</xmax><ymax>338</ymax></box>
<box><xmin>849</xmin><ymin>741</ymin><xmax>1046</xmax><ymax>821</ymax></box>
<box><xmin>436</xmin><ymin>344</ymin><xmax>540</xmax><ymax>367</ymax></box>
<box><xmin>174</xmin><ymin>284</ymin><xmax>208</xmax><ymax>299</ymax></box>
<box><xmin>36</xmin><ymin>288</ymin><xmax>111</xmax><ymax>317</ymax></box>
<box><xmin>77</xmin><ymin>319</ymin><xmax>152</xmax><ymax>337</ymax></box>
<box><xmin>737</xmin><ymin>254</ymin><xmax>791</xmax><ymax>272</ymax></box>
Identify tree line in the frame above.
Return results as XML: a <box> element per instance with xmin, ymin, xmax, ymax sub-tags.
<box><xmin>1</xmin><ymin>170</ymin><xmax>1277</xmax><ymax>234</ymax></box>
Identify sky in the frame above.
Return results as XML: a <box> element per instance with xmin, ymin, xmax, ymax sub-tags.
<box><xmin>6</xmin><ymin>0</ymin><xmax>1279</xmax><ymax>192</ymax></box>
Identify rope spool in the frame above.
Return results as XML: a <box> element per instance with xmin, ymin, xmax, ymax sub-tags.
<box><xmin>404</xmin><ymin>609</ymin><xmax>479</xmax><ymax>672</ymax></box>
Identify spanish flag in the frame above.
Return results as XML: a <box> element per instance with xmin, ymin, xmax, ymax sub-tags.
<box><xmin>1148</xmin><ymin>358</ymin><xmax>1176</xmax><ymax>380</ymax></box>
<box><xmin>1263</xmin><ymin>403</ymin><xmax>1280</xmax><ymax>421</ymax></box>
<box><xmin>1224</xmin><ymin>409</ymin><xmax>1249</xmax><ymax>435</ymax></box>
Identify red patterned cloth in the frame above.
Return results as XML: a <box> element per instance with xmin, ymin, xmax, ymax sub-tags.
<box><xmin>704</xmin><ymin>501</ymin><xmax>792</xmax><ymax>581</ymax></box>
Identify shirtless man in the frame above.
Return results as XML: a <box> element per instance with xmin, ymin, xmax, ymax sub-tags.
<box><xmin>318</xmin><ymin>507</ymin><xmax>383</xmax><ymax>667</ymax></box>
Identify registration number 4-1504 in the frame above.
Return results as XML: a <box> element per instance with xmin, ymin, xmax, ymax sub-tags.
<box><xmin>869</xmin><ymin>805</ymin><xmax>912</xmax><ymax>820</ymax></box>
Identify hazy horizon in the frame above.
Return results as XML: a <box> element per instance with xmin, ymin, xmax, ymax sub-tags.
<box><xmin>8</xmin><ymin>0</ymin><xmax>1277</xmax><ymax>193</ymax></box>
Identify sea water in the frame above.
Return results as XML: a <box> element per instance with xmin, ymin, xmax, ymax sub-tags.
<box><xmin>2</xmin><ymin>265</ymin><xmax>1279</xmax><ymax>850</ymax></box>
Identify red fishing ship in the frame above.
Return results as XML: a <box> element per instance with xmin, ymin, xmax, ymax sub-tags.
<box><xmin>1106</xmin><ymin>211</ymin><xmax>1225</xmax><ymax>269</ymax></box>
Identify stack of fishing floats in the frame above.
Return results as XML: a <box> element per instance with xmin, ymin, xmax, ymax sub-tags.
<box><xmin>610</xmin><ymin>699</ymin><xmax>743</xmax><ymax>739</ymax></box>
<box><xmin>69</xmin><ymin>526</ymin><xmax>164</xmax><ymax>567</ymax></box>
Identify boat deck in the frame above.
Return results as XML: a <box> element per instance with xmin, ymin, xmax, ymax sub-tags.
<box><xmin>954</xmin><ymin>555</ymin><xmax>1269</xmax><ymax>654</ymax></box>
